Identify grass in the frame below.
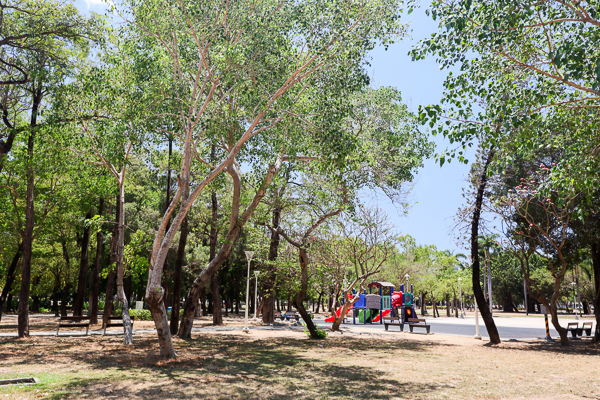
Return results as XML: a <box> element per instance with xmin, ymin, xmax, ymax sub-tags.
<box><xmin>0</xmin><ymin>330</ymin><xmax>599</xmax><ymax>399</ymax></box>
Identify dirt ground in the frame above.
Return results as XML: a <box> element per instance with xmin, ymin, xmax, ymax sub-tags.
<box><xmin>1</xmin><ymin>319</ymin><xmax>599</xmax><ymax>400</ymax></box>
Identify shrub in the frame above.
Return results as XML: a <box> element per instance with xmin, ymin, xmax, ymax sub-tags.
<box><xmin>304</xmin><ymin>322</ymin><xmax>328</xmax><ymax>339</ymax></box>
<box><xmin>129</xmin><ymin>309</ymin><xmax>153</xmax><ymax>321</ymax></box>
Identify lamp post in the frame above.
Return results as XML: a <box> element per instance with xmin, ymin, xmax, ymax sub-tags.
<box><xmin>254</xmin><ymin>270</ymin><xmax>260</xmax><ymax>320</ymax></box>
<box><xmin>243</xmin><ymin>251</ymin><xmax>254</xmax><ymax>333</ymax></box>
<box><xmin>571</xmin><ymin>281</ymin><xmax>578</xmax><ymax>320</ymax></box>
<box><xmin>458</xmin><ymin>277</ymin><xmax>464</xmax><ymax>319</ymax></box>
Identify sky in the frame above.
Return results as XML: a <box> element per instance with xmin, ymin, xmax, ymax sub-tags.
<box><xmin>364</xmin><ymin>7</ymin><xmax>475</xmax><ymax>254</ymax></box>
<box><xmin>74</xmin><ymin>0</ymin><xmax>474</xmax><ymax>254</ymax></box>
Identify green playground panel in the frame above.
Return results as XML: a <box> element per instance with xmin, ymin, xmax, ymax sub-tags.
<box><xmin>357</xmin><ymin>309</ymin><xmax>379</xmax><ymax>323</ymax></box>
<box><xmin>382</xmin><ymin>295</ymin><xmax>391</xmax><ymax>310</ymax></box>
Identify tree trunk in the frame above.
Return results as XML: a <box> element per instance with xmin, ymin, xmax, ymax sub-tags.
<box><xmin>263</xmin><ymin>205</ymin><xmax>282</xmax><ymax>324</ymax></box>
<box><xmin>102</xmin><ymin>195</ymin><xmax>120</xmax><ymax>328</ymax></box>
<box><xmin>115</xmin><ymin>180</ymin><xmax>133</xmax><ymax>345</ymax></box>
<box><xmin>52</xmin><ymin>284</ymin><xmax>59</xmax><ymax>317</ymax></box>
<box><xmin>18</xmin><ymin>88</ymin><xmax>41</xmax><ymax>337</ymax></box>
<box><xmin>453</xmin><ymin>293</ymin><xmax>459</xmax><ymax>318</ymax></box>
<box><xmin>470</xmin><ymin>146</ymin><xmax>501</xmax><ymax>343</ymax></box>
<box><xmin>332</xmin><ymin>292</ymin><xmax>353</xmax><ymax>331</ymax></box>
<box><xmin>0</xmin><ymin>242</ymin><xmax>23</xmax><ymax>321</ymax></box>
<box><xmin>583</xmin><ymin>300</ymin><xmax>590</xmax><ymax>315</ymax></box>
<box><xmin>487</xmin><ymin>253</ymin><xmax>493</xmax><ymax>314</ymax></box>
<box><xmin>446</xmin><ymin>294</ymin><xmax>450</xmax><ymax>317</ymax></box>
<box><xmin>421</xmin><ymin>292</ymin><xmax>427</xmax><ymax>316</ymax></box>
<box><xmin>315</xmin><ymin>291</ymin><xmax>322</xmax><ymax>313</ymax></box>
<box><xmin>295</xmin><ymin>248</ymin><xmax>320</xmax><ymax>338</ymax></box>
<box><xmin>177</xmin><ymin>224</ymin><xmax>245</xmax><ymax>339</ymax></box>
<box><xmin>73</xmin><ymin>210</ymin><xmax>93</xmax><ymax>316</ymax></box>
<box><xmin>169</xmin><ymin>211</ymin><xmax>188</xmax><ymax>335</ymax></box>
<box><xmin>591</xmin><ymin>242</ymin><xmax>600</xmax><ymax>343</ymax></box>
<box><xmin>550</xmin><ymin>293</ymin><xmax>569</xmax><ymax>346</ymax></box>
<box><xmin>60</xmin><ymin>283</ymin><xmax>71</xmax><ymax>317</ymax></box>
<box><xmin>502</xmin><ymin>286</ymin><xmax>512</xmax><ymax>312</ymax></box>
<box><xmin>209</xmin><ymin>190</ymin><xmax>222</xmax><ymax>326</ymax></box>
<box><xmin>90</xmin><ymin>198</ymin><xmax>104</xmax><ymax>324</ymax></box>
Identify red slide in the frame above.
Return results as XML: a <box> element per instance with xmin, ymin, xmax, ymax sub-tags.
<box><xmin>372</xmin><ymin>310</ymin><xmax>390</xmax><ymax>322</ymax></box>
<box><xmin>325</xmin><ymin>304</ymin><xmax>353</xmax><ymax>322</ymax></box>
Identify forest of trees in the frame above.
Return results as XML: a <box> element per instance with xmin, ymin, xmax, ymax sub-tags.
<box><xmin>1</xmin><ymin>0</ymin><xmax>600</xmax><ymax>358</ymax></box>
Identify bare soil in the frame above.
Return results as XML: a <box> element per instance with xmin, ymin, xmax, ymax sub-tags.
<box><xmin>0</xmin><ymin>320</ymin><xmax>599</xmax><ymax>400</ymax></box>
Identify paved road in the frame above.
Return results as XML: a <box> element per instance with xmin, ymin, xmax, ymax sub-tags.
<box><xmin>313</xmin><ymin>317</ymin><xmax>562</xmax><ymax>340</ymax></box>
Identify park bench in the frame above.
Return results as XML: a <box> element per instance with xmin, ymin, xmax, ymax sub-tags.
<box><xmin>283</xmin><ymin>312</ymin><xmax>299</xmax><ymax>322</ymax></box>
<box><xmin>383</xmin><ymin>316</ymin><xmax>404</xmax><ymax>332</ymax></box>
<box><xmin>408</xmin><ymin>318</ymin><xmax>430</xmax><ymax>334</ymax></box>
<box><xmin>274</xmin><ymin>311</ymin><xmax>283</xmax><ymax>321</ymax></box>
<box><xmin>103</xmin><ymin>316</ymin><xmax>135</xmax><ymax>335</ymax></box>
<box><xmin>56</xmin><ymin>316</ymin><xmax>90</xmax><ymax>336</ymax></box>
<box><xmin>578</xmin><ymin>322</ymin><xmax>594</xmax><ymax>337</ymax></box>
<box><xmin>566</xmin><ymin>322</ymin><xmax>579</xmax><ymax>338</ymax></box>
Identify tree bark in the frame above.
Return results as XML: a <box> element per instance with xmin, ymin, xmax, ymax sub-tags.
<box><xmin>102</xmin><ymin>195</ymin><xmax>120</xmax><ymax>328</ymax></box>
<box><xmin>0</xmin><ymin>242</ymin><xmax>23</xmax><ymax>321</ymax></box>
<box><xmin>590</xmin><ymin>242</ymin><xmax>600</xmax><ymax>343</ymax></box>
<box><xmin>470</xmin><ymin>146</ymin><xmax>501</xmax><ymax>343</ymax></box>
<box><xmin>263</xmin><ymin>205</ymin><xmax>281</xmax><ymax>324</ymax></box>
<box><xmin>295</xmin><ymin>248</ymin><xmax>320</xmax><ymax>338</ymax></box>
<box><xmin>169</xmin><ymin>211</ymin><xmax>188</xmax><ymax>334</ymax></box>
<box><xmin>90</xmin><ymin>198</ymin><xmax>104</xmax><ymax>324</ymax></box>
<box><xmin>115</xmin><ymin>180</ymin><xmax>133</xmax><ymax>345</ymax></box>
<box><xmin>176</xmin><ymin>158</ymin><xmax>284</xmax><ymax>340</ymax></box>
<box><xmin>52</xmin><ymin>284</ymin><xmax>59</xmax><ymax>317</ymax></box>
<box><xmin>446</xmin><ymin>294</ymin><xmax>450</xmax><ymax>317</ymax></box>
<box><xmin>18</xmin><ymin>87</ymin><xmax>41</xmax><ymax>337</ymax></box>
<box><xmin>315</xmin><ymin>291</ymin><xmax>322</xmax><ymax>313</ymax></box>
<box><xmin>60</xmin><ymin>283</ymin><xmax>71</xmax><ymax>317</ymax></box>
<box><xmin>73</xmin><ymin>210</ymin><xmax>93</xmax><ymax>316</ymax></box>
<box><xmin>209</xmin><ymin>190</ymin><xmax>222</xmax><ymax>326</ymax></box>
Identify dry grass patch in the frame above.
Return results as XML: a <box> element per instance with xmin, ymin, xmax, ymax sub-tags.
<box><xmin>0</xmin><ymin>329</ymin><xmax>598</xmax><ymax>399</ymax></box>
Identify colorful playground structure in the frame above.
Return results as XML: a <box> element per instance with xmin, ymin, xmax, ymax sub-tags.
<box><xmin>325</xmin><ymin>281</ymin><xmax>417</xmax><ymax>325</ymax></box>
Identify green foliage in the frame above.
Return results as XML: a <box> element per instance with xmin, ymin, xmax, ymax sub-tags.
<box><xmin>305</xmin><ymin>323</ymin><xmax>328</xmax><ymax>339</ymax></box>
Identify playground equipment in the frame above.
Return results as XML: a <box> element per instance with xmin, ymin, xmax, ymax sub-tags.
<box><xmin>337</xmin><ymin>281</ymin><xmax>417</xmax><ymax>325</ymax></box>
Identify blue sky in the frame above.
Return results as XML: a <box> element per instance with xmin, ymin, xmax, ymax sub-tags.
<box><xmin>75</xmin><ymin>0</ymin><xmax>473</xmax><ymax>254</ymax></box>
<box><xmin>365</xmin><ymin>6</ymin><xmax>474</xmax><ymax>254</ymax></box>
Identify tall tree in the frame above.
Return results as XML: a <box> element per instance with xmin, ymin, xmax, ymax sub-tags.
<box><xmin>118</xmin><ymin>0</ymin><xmax>409</xmax><ymax>357</ymax></box>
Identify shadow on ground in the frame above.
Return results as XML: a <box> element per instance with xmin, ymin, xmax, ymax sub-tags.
<box><xmin>0</xmin><ymin>334</ymin><xmax>450</xmax><ymax>399</ymax></box>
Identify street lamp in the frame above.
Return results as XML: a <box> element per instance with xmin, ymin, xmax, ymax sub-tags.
<box><xmin>458</xmin><ymin>277</ymin><xmax>464</xmax><ymax>319</ymax></box>
<box><xmin>254</xmin><ymin>270</ymin><xmax>260</xmax><ymax>320</ymax></box>
<box><xmin>571</xmin><ymin>282</ymin><xmax>578</xmax><ymax>320</ymax></box>
<box><xmin>243</xmin><ymin>251</ymin><xmax>254</xmax><ymax>333</ymax></box>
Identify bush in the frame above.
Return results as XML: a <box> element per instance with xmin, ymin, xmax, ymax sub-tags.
<box><xmin>129</xmin><ymin>309</ymin><xmax>153</xmax><ymax>321</ymax></box>
<box><xmin>304</xmin><ymin>322</ymin><xmax>328</xmax><ymax>339</ymax></box>
<box><xmin>110</xmin><ymin>308</ymin><xmax>164</xmax><ymax>321</ymax></box>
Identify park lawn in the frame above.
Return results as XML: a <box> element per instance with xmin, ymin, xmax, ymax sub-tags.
<box><xmin>0</xmin><ymin>329</ymin><xmax>599</xmax><ymax>399</ymax></box>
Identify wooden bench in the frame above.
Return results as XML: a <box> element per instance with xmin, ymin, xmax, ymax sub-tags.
<box><xmin>56</xmin><ymin>316</ymin><xmax>90</xmax><ymax>336</ymax></box>
<box><xmin>578</xmin><ymin>322</ymin><xmax>594</xmax><ymax>337</ymax></box>
<box><xmin>566</xmin><ymin>322</ymin><xmax>579</xmax><ymax>338</ymax></box>
<box><xmin>383</xmin><ymin>316</ymin><xmax>404</xmax><ymax>332</ymax></box>
<box><xmin>408</xmin><ymin>318</ymin><xmax>430</xmax><ymax>334</ymax></box>
<box><xmin>103</xmin><ymin>316</ymin><xmax>135</xmax><ymax>335</ymax></box>
<box><xmin>283</xmin><ymin>312</ymin><xmax>299</xmax><ymax>322</ymax></box>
